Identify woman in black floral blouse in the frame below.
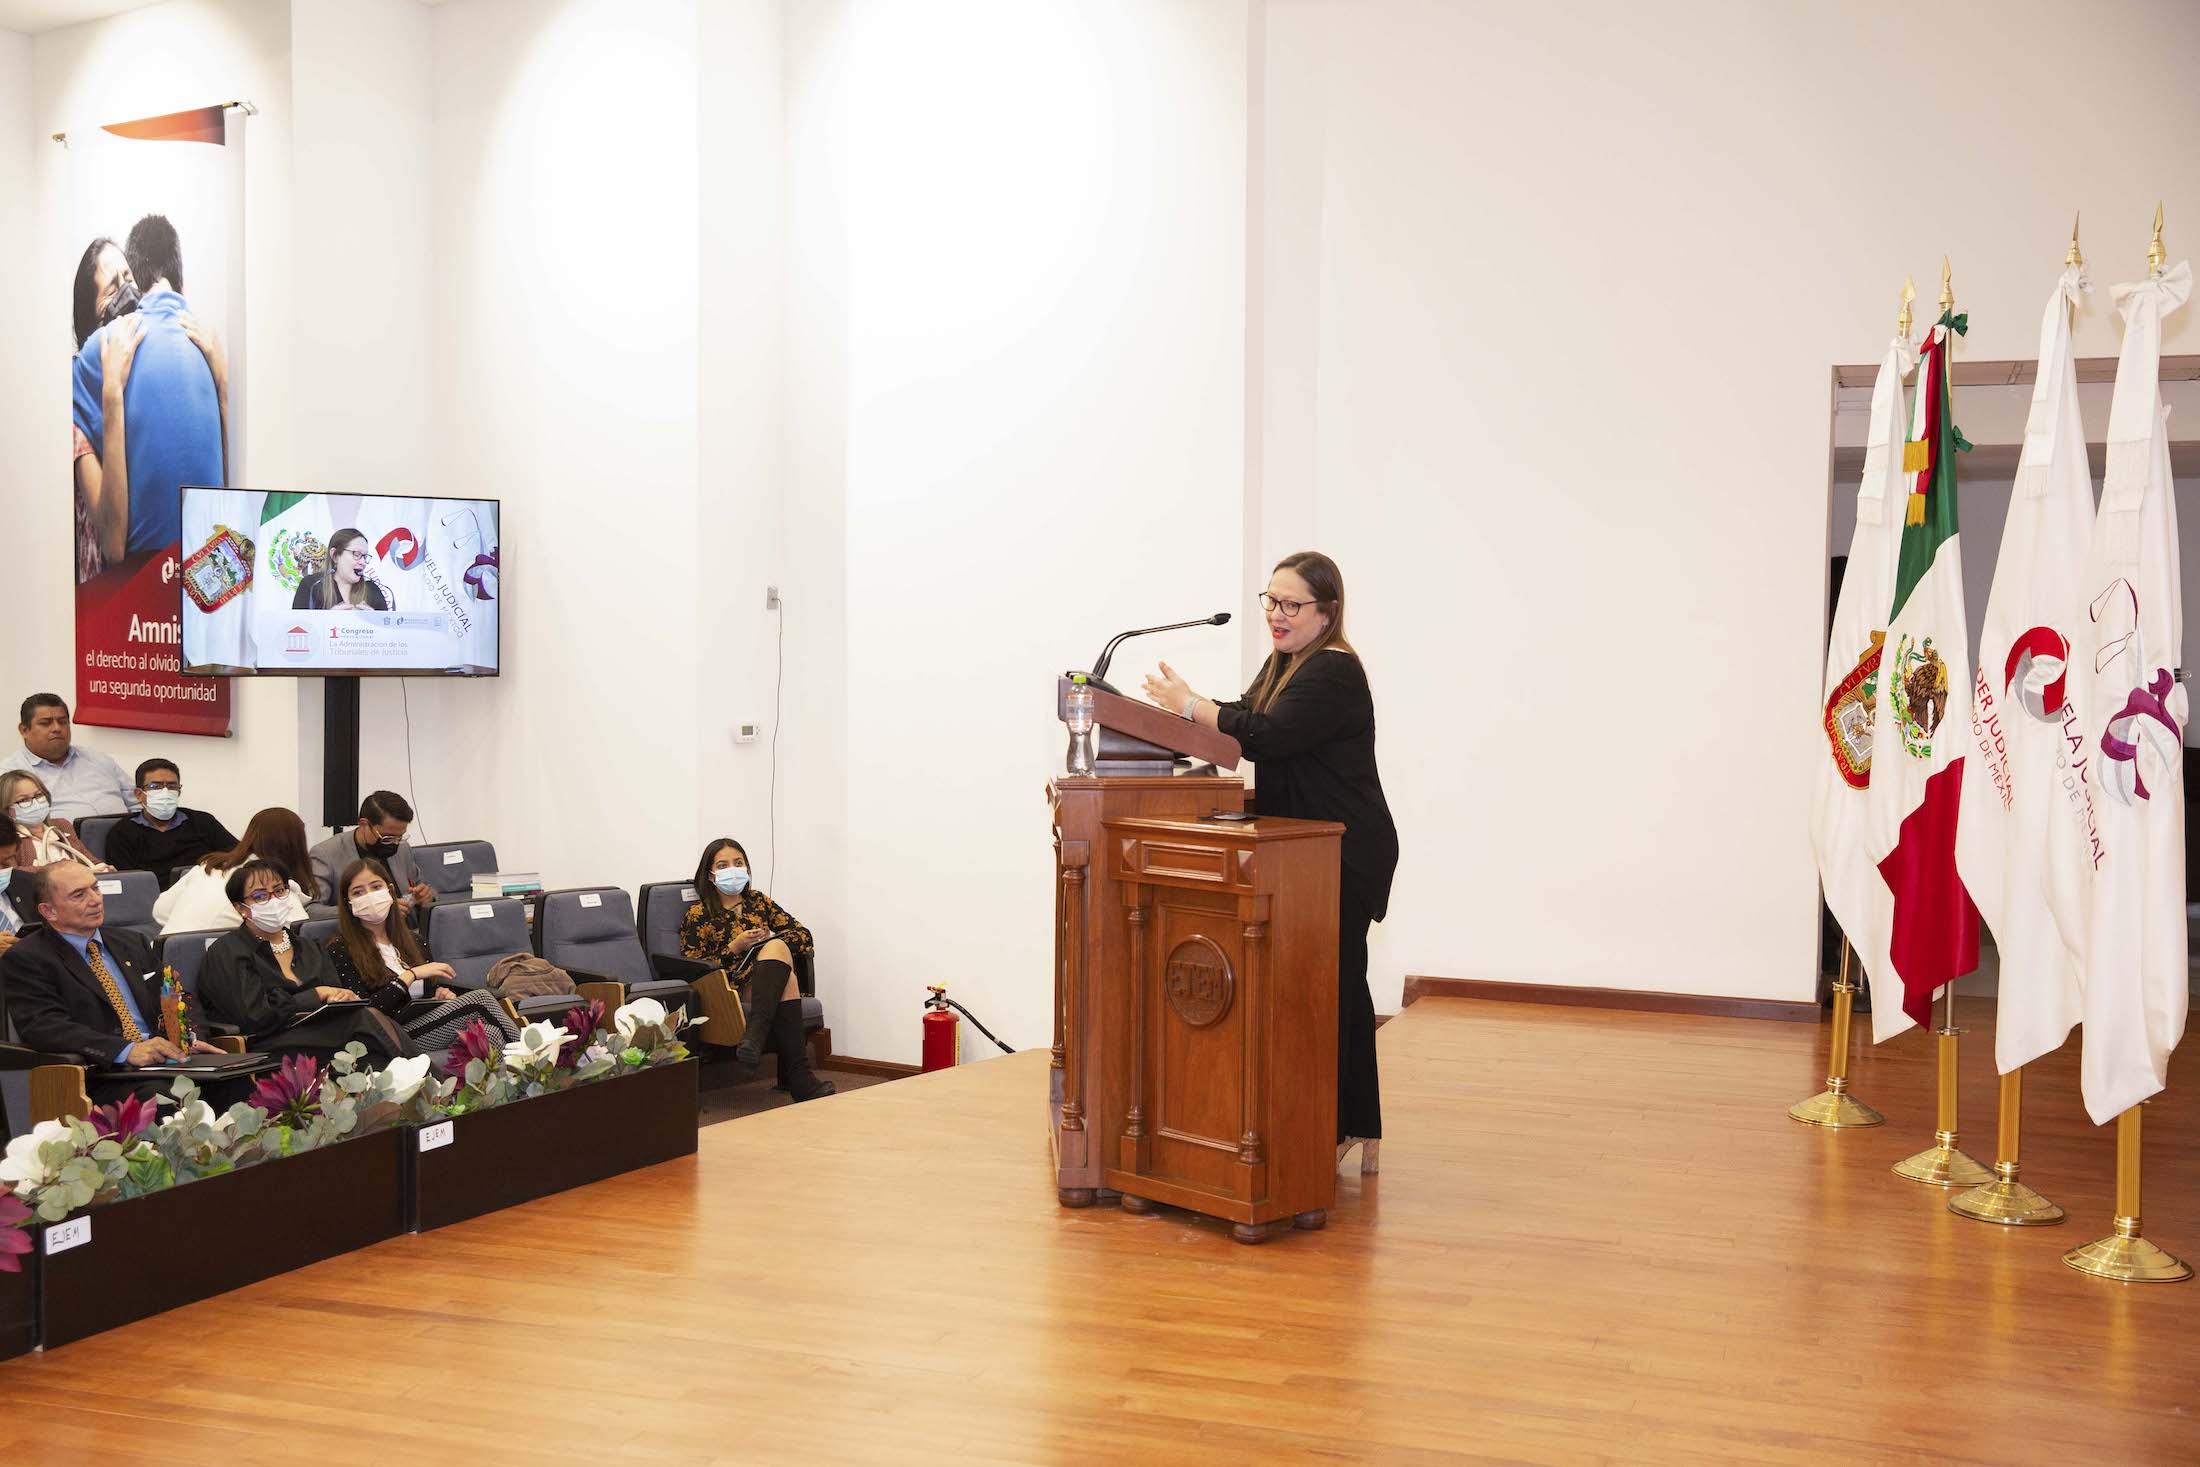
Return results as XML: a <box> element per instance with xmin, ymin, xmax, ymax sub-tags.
<box><xmin>679</xmin><ymin>837</ymin><xmax>834</xmax><ymax>1102</ymax></box>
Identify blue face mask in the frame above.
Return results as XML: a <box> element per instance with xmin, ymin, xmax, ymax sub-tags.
<box><xmin>713</xmin><ymin>865</ymin><xmax>750</xmax><ymax>897</ymax></box>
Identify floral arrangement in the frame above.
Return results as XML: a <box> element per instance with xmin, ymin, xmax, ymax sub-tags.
<box><xmin>444</xmin><ymin>996</ymin><xmax>689</xmax><ymax>1114</ymax></box>
<box><xmin>0</xmin><ymin>998</ymin><xmax>685</xmax><ymax>1269</ymax></box>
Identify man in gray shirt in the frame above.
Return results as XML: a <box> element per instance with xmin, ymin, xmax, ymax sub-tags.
<box><xmin>0</xmin><ymin>693</ymin><xmax>137</xmax><ymax>821</ymax></box>
<box><xmin>308</xmin><ymin>789</ymin><xmax>437</xmax><ymax>916</ymax></box>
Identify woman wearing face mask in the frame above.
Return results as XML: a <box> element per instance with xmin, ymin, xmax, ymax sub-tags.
<box><xmin>293</xmin><ymin>528</ymin><xmax>391</xmax><ymax>612</ymax></box>
<box><xmin>1142</xmin><ymin>550</ymin><xmax>1400</xmax><ymax>1175</ymax></box>
<box><xmin>70</xmin><ymin>236</ymin><xmax>139</xmax><ymax>581</ymax></box>
<box><xmin>69</xmin><ymin>236</ymin><xmax>228</xmax><ymax>576</ymax></box>
<box><xmin>0</xmin><ymin>771</ymin><xmax>111</xmax><ymax>873</ymax></box>
<box><xmin>154</xmin><ymin>807</ymin><xmax>316</xmax><ymax>937</ymax></box>
<box><xmin>324</xmin><ymin>857</ymin><xmax>517</xmax><ymax>1061</ymax></box>
<box><xmin>678</xmin><ymin>837</ymin><xmax>835</xmax><ymax>1102</ymax></box>
<box><xmin>198</xmin><ymin>859</ymin><xmax>410</xmax><ymax>1063</ymax></box>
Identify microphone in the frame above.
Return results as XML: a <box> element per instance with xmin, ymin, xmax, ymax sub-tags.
<box><xmin>1082</xmin><ymin>613</ymin><xmax>1231</xmax><ymax>693</ymax></box>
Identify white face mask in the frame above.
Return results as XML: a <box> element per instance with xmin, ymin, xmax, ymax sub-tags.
<box><xmin>11</xmin><ymin>798</ymin><xmax>50</xmax><ymax>828</ymax></box>
<box><xmin>713</xmin><ymin>865</ymin><xmax>750</xmax><ymax>896</ymax></box>
<box><xmin>352</xmin><ymin>888</ymin><xmax>395</xmax><ymax>924</ymax></box>
<box><xmin>143</xmin><ymin>789</ymin><xmax>182</xmax><ymax>821</ymax></box>
<box><xmin>245</xmin><ymin>899</ymin><xmax>289</xmax><ymax>934</ymax></box>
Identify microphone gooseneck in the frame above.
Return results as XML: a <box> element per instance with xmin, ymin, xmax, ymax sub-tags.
<box><xmin>1086</xmin><ymin>612</ymin><xmax>1233</xmax><ymax>687</ymax></box>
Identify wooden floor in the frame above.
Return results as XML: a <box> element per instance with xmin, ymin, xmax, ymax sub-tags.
<box><xmin>1</xmin><ymin>995</ymin><xmax>2194</xmax><ymax>1465</ymax></box>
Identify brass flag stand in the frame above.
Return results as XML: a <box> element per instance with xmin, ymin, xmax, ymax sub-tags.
<box><xmin>1948</xmin><ymin>1067</ymin><xmax>2063</xmax><ymax>1223</ymax></box>
<box><xmin>1789</xmin><ymin>938</ymin><xmax>1883</xmax><ymax>1127</ymax></box>
<box><xmin>1892</xmin><ymin>979</ymin><xmax>1992</xmax><ymax>1186</ymax></box>
<box><xmin>2063</xmin><ymin>1104</ymin><xmax>2190</xmax><ymax>1282</ymax></box>
<box><xmin>2063</xmin><ymin>208</ymin><xmax>2190</xmax><ymax>1283</ymax></box>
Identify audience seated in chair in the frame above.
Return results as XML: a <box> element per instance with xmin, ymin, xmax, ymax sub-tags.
<box><xmin>325</xmin><ymin>856</ymin><xmax>517</xmax><ymax>1065</ymax></box>
<box><xmin>104</xmin><ymin>756</ymin><xmax>236</xmax><ymax>889</ymax></box>
<box><xmin>308</xmin><ymin>790</ymin><xmax>436</xmax><ymax>918</ymax></box>
<box><xmin>196</xmin><ymin>859</ymin><xmax>411</xmax><ymax>1065</ymax></box>
<box><xmin>0</xmin><ymin>693</ymin><xmax>136</xmax><ymax>822</ymax></box>
<box><xmin>678</xmin><ymin>837</ymin><xmax>834</xmax><ymax>1102</ymax></box>
<box><xmin>0</xmin><ymin>769</ymin><xmax>113</xmax><ymax>875</ymax></box>
<box><xmin>155</xmin><ymin>807</ymin><xmax>315</xmax><ymax>937</ymax></box>
<box><xmin>0</xmin><ymin>863</ymin><xmax>227</xmax><ymax>1107</ymax></box>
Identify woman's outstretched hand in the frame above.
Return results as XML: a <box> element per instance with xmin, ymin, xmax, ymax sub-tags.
<box><xmin>1142</xmin><ymin>661</ymin><xmax>1194</xmax><ymax>717</ymax></box>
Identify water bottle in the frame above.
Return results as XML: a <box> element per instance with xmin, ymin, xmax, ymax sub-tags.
<box><xmin>1065</xmin><ymin>676</ymin><xmax>1096</xmax><ymax>777</ymax></box>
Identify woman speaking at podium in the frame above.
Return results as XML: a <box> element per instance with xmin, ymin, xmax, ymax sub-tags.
<box><xmin>1142</xmin><ymin>551</ymin><xmax>1398</xmax><ymax>1173</ymax></box>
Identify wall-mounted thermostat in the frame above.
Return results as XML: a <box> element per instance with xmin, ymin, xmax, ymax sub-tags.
<box><xmin>735</xmin><ymin>723</ymin><xmax>762</xmax><ymax>744</ymax></box>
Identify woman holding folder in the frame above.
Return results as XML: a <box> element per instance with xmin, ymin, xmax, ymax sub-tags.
<box><xmin>1142</xmin><ymin>550</ymin><xmax>1399</xmax><ymax>1174</ymax></box>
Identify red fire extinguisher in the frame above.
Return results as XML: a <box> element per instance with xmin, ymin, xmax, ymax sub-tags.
<box><xmin>921</xmin><ymin>984</ymin><xmax>1016</xmax><ymax>1071</ymax></box>
<box><xmin>922</xmin><ymin>986</ymin><xmax>961</xmax><ymax>1071</ymax></box>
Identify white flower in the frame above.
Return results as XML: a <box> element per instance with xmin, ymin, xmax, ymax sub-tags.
<box><xmin>503</xmin><ymin>1021</ymin><xmax>571</xmax><ymax>1071</ymax></box>
<box><xmin>614</xmin><ymin>997</ymin><xmax>667</xmax><ymax>1042</ymax></box>
<box><xmin>375</xmin><ymin>1054</ymin><xmax>433</xmax><ymax>1106</ymax></box>
<box><xmin>0</xmin><ymin>1120</ymin><xmax>73</xmax><ymax>1196</ymax></box>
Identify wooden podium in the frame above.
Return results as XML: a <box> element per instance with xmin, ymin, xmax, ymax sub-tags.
<box><xmin>1050</xmin><ymin>681</ymin><xmax>1342</xmax><ymax>1242</ymax></box>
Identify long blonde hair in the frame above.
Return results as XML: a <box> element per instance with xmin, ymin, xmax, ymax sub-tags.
<box><xmin>1247</xmin><ymin>551</ymin><xmax>1354</xmax><ymax>713</ymax></box>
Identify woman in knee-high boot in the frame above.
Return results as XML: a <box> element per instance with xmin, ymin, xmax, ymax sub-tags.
<box><xmin>678</xmin><ymin>837</ymin><xmax>836</xmax><ymax>1102</ymax></box>
<box><xmin>1142</xmin><ymin>551</ymin><xmax>1399</xmax><ymax>1173</ymax></box>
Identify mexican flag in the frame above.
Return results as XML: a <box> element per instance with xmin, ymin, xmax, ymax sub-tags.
<box><xmin>1811</xmin><ymin>334</ymin><xmax>1912</xmax><ymax>1038</ymax></box>
<box><xmin>1867</xmin><ymin>307</ymin><xmax>1980</xmax><ymax>1034</ymax></box>
<box><xmin>2076</xmin><ymin>259</ymin><xmax>2191</xmax><ymax>1125</ymax></box>
<box><xmin>248</xmin><ymin>489</ymin><xmax>333</xmax><ymax>663</ymax></box>
<box><xmin>1955</xmin><ymin>266</ymin><xmax>2092</xmax><ymax>1073</ymax></box>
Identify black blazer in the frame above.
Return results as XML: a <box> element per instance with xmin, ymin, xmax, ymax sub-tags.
<box><xmin>292</xmin><ymin>576</ymin><xmax>390</xmax><ymax>612</ymax></box>
<box><xmin>0</xmin><ymin>924</ymin><xmax>206</xmax><ymax>1063</ymax></box>
<box><xmin>1216</xmin><ymin>648</ymin><xmax>1401</xmax><ymax>922</ymax></box>
<box><xmin>199</xmin><ymin>926</ymin><xmax>405</xmax><ymax>1058</ymax></box>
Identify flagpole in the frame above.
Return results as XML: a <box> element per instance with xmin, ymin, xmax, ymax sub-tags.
<box><xmin>2065</xmin><ymin>205</ymin><xmax>2192</xmax><ymax>1283</ymax></box>
<box><xmin>1892</xmin><ymin>260</ymin><xmax>1992</xmax><ymax>1189</ymax></box>
<box><xmin>1789</xmin><ymin>936</ymin><xmax>1884</xmax><ymax>1127</ymax></box>
<box><xmin>1953</xmin><ymin>226</ymin><xmax>2093</xmax><ymax>1227</ymax></box>
<box><xmin>1894</xmin><ymin>977</ymin><xmax>1992</xmax><ymax>1185</ymax></box>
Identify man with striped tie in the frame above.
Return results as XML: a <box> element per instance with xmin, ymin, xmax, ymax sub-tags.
<box><xmin>2</xmin><ymin>863</ymin><xmax>224</xmax><ymax>1104</ymax></box>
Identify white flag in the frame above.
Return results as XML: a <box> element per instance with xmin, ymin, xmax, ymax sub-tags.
<box><xmin>1812</xmin><ymin>335</ymin><xmax>1912</xmax><ymax>1037</ymax></box>
<box><xmin>1956</xmin><ymin>266</ymin><xmax>2093</xmax><ymax>1073</ymax></box>
<box><xmin>2076</xmin><ymin>259</ymin><xmax>2190</xmax><ymax>1125</ymax></box>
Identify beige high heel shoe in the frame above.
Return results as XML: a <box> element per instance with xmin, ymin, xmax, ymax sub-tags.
<box><xmin>1337</xmin><ymin>1137</ymin><xmax>1380</xmax><ymax>1174</ymax></box>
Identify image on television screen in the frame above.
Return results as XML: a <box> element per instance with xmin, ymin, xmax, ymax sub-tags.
<box><xmin>179</xmin><ymin>487</ymin><xmax>501</xmax><ymax>677</ymax></box>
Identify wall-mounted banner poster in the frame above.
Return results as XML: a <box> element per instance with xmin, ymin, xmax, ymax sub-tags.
<box><xmin>66</xmin><ymin>103</ymin><xmax>245</xmax><ymax>735</ymax></box>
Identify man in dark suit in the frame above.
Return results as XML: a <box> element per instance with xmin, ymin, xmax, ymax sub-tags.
<box><xmin>2</xmin><ymin>862</ymin><xmax>224</xmax><ymax>1103</ymax></box>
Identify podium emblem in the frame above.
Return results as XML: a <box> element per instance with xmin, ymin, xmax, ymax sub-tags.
<box><xmin>1164</xmin><ymin>936</ymin><xmax>1234</xmax><ymax>1028</ymax></box>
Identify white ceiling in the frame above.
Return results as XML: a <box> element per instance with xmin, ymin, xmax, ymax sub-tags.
<box><xmin>0</xmin><ymin>0</ymin><xmax>165</xmax><ymax>37</ymax></box>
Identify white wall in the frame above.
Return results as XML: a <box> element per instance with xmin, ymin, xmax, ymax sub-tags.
<box><xmin>290</xmin><ymin>0</ymin><xmax>435</xmax><ymax>832</ymax></box>
<box><xmin>1260</xmin><ymin>0</ymin><xmax>2200</xmax><ymax>1010</ymax></box>
<box><xmin>11</xmin><ymin>0</ymin><xmax>301</xmax><ymax>826</ymax></box>
<box><xmin>397</xmin><ymin>0</ymin><xmax>704</xmax><ymax>902</ymax></box>
<box><xmin>0</xmin><ymin>30</ymin><xmax>36</xmax><ymax>634</ymax></box>
<box><xmin>781</xmin><ymin>0</ymin><xmax>1253</xmax><ymax>1063</ymax></box>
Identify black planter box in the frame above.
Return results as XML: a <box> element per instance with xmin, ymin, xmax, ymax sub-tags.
<box><xmin>36</xmin><ymin>1126</ymin><xmax>405</xmax><ymax>1350</ymax></box>
<box><xmin>0</xmin><ymin>1248</ymin><xmax>35</xmax><ymax>1363</ymax></box>
<box><xmin>406</xmin><ymin>1059</ymin><xmax>698</xmax><ymax>1232</ymax></box>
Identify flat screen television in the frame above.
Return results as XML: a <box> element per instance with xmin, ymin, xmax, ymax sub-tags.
<box><xmin>179</xmin><ymin>487</ymin><xmax>501</xmax><ymax>677</ymax></box>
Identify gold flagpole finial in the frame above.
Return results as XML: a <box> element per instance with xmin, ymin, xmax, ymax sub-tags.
<box><xmin>1897</xmin><ymin>276</ymin><xmax>1916</xmax><ymax>340</ymax></box>
<box><xmin>2149</xmin><ymin>202</ymin><xmax>2166</xmax><ymax>278</ymax></box>
<box><xmin>1938</xmin><ymin>256</ymin><xmax>1955</xmax><ymax>315</ymax></box>
<box><xmin>2067</xmin><ymin>213</ymin><xmax>2084</xmax><ymax>270</ymax></box>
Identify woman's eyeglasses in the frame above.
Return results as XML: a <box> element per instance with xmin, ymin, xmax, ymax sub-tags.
<box><xmin>1258</xmin><ymin>593</ymin><xmax>1322</xmax><ymax>618</ymax></box>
